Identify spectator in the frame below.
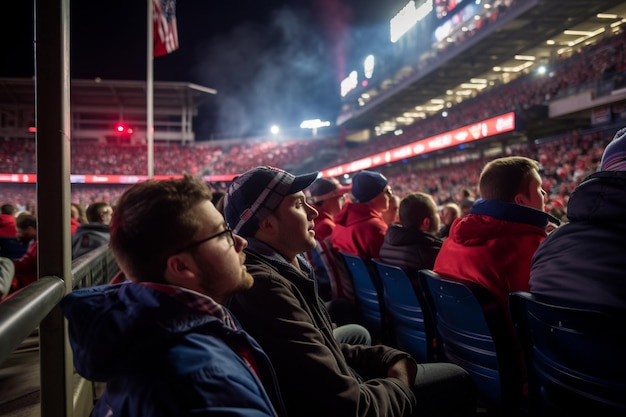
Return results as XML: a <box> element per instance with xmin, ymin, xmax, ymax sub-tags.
<box><xmin>11</xmin><ymin>213</ymin><xmax>38</xmax><ymax>293</ymax></box>
<box><xmin>71</xmin><ymin>202</ymin><xmax>88</xmax><ymax>225</ymax></box>
<box><xmin>458</xmin><ymin>187</ymin><xmax>475</xmax><ymax>216</ymax></box>
<box><xmin>379</xmin><ymin>192</ymin><xmax>443</xmax><ymax>289</ymax></box>
<box><xmin>437</xmin><ymin>202</ymin><xmax>461</xmax><ymax>239</ymax></box>
<box><xmin>308</xmin><ymin>177</ymin><xmax>351</xmax><ymax>243</ymax></box>
<box><xmin>0</xmin><ymin>204</ymin><xmax>17</xmax><ymax>238</ymax></box>
<box><xmin>530</xmin><ymin>127</ymin><xmax>626</xmax><ymax>311</ymax></box>
<box><xmin>0</xmin><ymin>256</ymin><xmax>15</xmax><ymax>300</ymax></box>
<box><xmin>434</xmin><ymin>156</ymin><xmax>558</xmax><ymax>316</ymax></box>
<box><xmin>307</xmin><ymin>177</ymin><xmax>351</xmax><ymax>300</ymax></box>
<box><xmin>223</xmin><ymin>165</ymin><xmax>475</xmax><ymax>417</ymax></box>
<box><xmin>71</xmin><ymin>202</ymin><xmax>113</xmax><ymax>259</ymax></box>
<box><xmin>331</xmin><ymin>170</ymin><xmax>392</xmax><ymax>261</ymax></box>
<box><xmin>60</xmin><ymin>175</ymin><xmax>288</xmax><ymax>417</ymax></box>
<box><xmin>382</xmin><ymin>194</ymin><xmax>401</xmax><ymax>225</ymax></box>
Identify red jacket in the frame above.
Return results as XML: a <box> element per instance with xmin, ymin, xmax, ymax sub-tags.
<box><xmin>70</xmin><ymin>217</ymin><xmax>81</xmax><ymax>236</ymax></box>
<box><xmin>12</xmin><ymin>240</ymin><xmax>38</xmax><ymax>292</ymax></box>
<box><xmin>330</xmin><ymin>203</ymin><xmax>387</xmax><ymax>261</ymax></box>
<box><xmin>434</xmin><ymin>200</ymin><xmax>554</xmax><ymax>315</ymax></box>
<box><xmin>0</xmin><ymin>214</ymin><xmax>16</xmax><ymax>238</ymax></box>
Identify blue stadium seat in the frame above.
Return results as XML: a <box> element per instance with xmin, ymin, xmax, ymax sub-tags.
<box><xmin>372</xmin><ymin>260</ymin><xmax>435</xmax><ymax>363</ymax></box>
<box><xmin>339</xmin><ymin>252</ymin><xmax>385</xmax><ymax>343</ymax></box>
<box><xmin>509</xmin><ymin>291</ymin><xmax>626</xmax><ymax>416</ymax></box>
<box><xmin>419</xmin><ymin>269</ymin><xmax>525</xmax><ymax>414</ymax></box>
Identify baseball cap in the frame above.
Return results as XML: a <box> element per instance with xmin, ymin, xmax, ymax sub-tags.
<box><xmin>308</xmin><ymin>177</ymin><xmax>351</xmax><ymax>203</ymax></box>
<box><xmin>224</xmin><ymin>166</ymin><xmax>319</xmax><ymax>237</ymax></box>
<box><xmin>351</xmin><ymin>170</ymin><xmax>388</xmax><ymax>203</ymax></box>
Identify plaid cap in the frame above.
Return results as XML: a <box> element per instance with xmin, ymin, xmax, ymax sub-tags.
<box><xmin>223</xmin><ymin>166</ymin><xmax>319</xmax><ymax>237</ymax></box>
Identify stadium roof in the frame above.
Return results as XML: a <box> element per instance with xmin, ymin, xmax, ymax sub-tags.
<box><xmin>0</xmin><ymin>77</ymin><xmax>216</xmax><ymax>112</ymax></box>
<box><xmin>338</xmin><ymin>0</ymin><xmax>626</xmax><ymax>134</ymax></box>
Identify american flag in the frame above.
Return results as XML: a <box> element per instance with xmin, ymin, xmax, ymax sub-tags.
<box><xmin>153</xmin><ymin>0</ymin><xmax>179</xmax><ymax>57</ymax></box>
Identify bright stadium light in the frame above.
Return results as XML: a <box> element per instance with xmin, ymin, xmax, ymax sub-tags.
<box><xmin>300</xmin><ymin>119</ymin><xmax>331</xmax><ymax>137</ymax></box>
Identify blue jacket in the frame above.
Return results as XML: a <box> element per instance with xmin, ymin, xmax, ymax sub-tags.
<box><xmin>61</xmin><ymin>283</ymin><xmax>287</xmax><ymax>417</ymax></box>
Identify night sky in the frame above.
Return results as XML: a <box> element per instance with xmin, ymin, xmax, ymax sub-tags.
<box><xmin>3</xmin><ymin>1</ymin><xmax>404</xmax><ymax>139</ymax></box>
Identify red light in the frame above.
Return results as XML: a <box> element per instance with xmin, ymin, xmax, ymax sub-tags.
<box><xmin>28</xmin><ymin>126</ymin><xmax>36</xmax><ymax>133</ymax></box>
<box><xmin>115</xmin><ymin>124</ymin><xmax>133</xmax><ymax>135</ymax></box>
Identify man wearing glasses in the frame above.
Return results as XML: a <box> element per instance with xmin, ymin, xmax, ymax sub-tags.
<box><xmin>60</xmin><ymin>175</ymin><xmax>287</xmax><ymax>417</ymax></box>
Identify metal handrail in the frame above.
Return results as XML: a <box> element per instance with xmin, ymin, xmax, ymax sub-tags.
<box><xmin>0</xmin><ymin>276</ymin><xmax>65</xmax><ymax>366</ymax></box>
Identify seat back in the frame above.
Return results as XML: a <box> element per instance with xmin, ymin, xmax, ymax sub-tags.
<box><xmin>509</xmin><ymin>291</ymin><xmax>626</xmax><ymax>416</ymax></box>
<box><xmin>322</xmin><ymin>237</ymin><xmax>355</xmax><ymax>304</ymax></box>
<box><xmin>373</xmin><ymin>260</ymin><xmax>434</xmax><ymax>362</ymax></box>
<box><xmin>312</xmin><ymin>239</ymin><xmax>342</xmax><ymax>301</ymax></box>
<box><xmin>339</xmin><ymin>251</ymin><xmax>384</xmax><ymax>342</ymax></box>
<box><xmin>0</xmin><ymin>237</ymin><xmax>28</xmax><ymax>260</ymax></box>
<box><xmin>419</xmin><ymin>269</ymin><xmax>524</xmax><ymax>412</ymax></box>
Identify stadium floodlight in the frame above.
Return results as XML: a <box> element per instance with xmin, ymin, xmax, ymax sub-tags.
<box><xmin>300</xmin><ymin>119</ymin><xmax>331</xmax><ymax>137</ymax></box>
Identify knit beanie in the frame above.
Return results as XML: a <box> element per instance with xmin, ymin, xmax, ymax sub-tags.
<box><xmin>600</xmin><ymin>127</ymin><xmax>626</xmax><ymax>171</ymax></box>
<box><xmin>351</xmin><ymin>171</ymin><xmax>388</xmax><ymax>203</ymax></box>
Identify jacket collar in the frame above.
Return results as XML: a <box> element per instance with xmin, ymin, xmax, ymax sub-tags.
<box><xmin>469</xmin><ymin>199</ymin><xmax>560</xmax><ymax>228</ymax></box>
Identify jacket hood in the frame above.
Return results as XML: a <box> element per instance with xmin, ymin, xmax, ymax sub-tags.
<box><xmin>449</xmin><ymin>199</ymin><xmax>553</xmax><ymax>246</ymax></box>
<box><xmin>333</xmin><ymin>202</ymin><xmax>382</xmax><ymax>227</ymax></box>
<box><xmin>566</xmin><ymin>171</ymin><xmax>626</xmax><ymax>222</ymax></box>
<box><xmin>60</xmin><ymin>283</ymin><xmax>221</xmax><ymax>381</ymax></box>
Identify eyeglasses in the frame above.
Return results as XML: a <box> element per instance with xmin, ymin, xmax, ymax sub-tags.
<box><xmin>173</xmin><ymin>228</ymin><xmax>235</xmax><ymax>254</ymax></box>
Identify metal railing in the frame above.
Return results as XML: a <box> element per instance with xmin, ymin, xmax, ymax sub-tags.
<box><xmin>0</xmin><ymin>245</ymin><xmax>120</xmax><ymax>416</ymax></box>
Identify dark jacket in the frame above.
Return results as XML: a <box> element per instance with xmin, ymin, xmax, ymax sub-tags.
<box><xmin>379</xmin><ymin>224</ymin><xmax>442</xmax><ymax>287</ymax></box>
<box><xmin>227</xmin><ymin>238</ymin><xmax>416</xmax><ymax>417</ymax></box>
<box><xmin>61</xmin><ymin>283</ymin><xmax>287</xmax><ymax>417</ymax></box>
<box><xmin>530</xmin><ymin>171</ymin><xmax>626</xmax><ymax>312</ymax></box>
<box><xmin>71</xmin><ymin>223</ymin><xmax>110</xmax><ymax>259</ymax></box>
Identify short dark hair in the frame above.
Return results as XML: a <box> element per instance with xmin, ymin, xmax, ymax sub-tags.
<box><xmin>399</xmin><ymin>192</ymin><xmax>438</xmax><ymax>232</ymax></box>
<box><xmin>86</xmin><ymin>201</ymin><xmax>111</xmax><ymax>223</ymax></box>
<box><xmin>1</xmin><ymin>204</ymin><xmax>16</xmax><ymax>215</ymax></box>
<box><xmin>110</xmin><ymin>175</ymin><xmax>212</xmax><ymax>283</ymax></box>
<box><xmin>479</xmin><ymin>156</ymin><xmax>540</xmax><ymax>202</ymax></box>
<box><xmin>16</xmin><ymin>213</ymin><xmax>36</xmax><ymax>230</ymax></box>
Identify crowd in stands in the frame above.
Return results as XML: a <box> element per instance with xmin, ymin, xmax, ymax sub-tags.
<box><xmin>334</xmin><ymin>29</ymin><xmax>626</xmax><ymax>166</ymax></box>
<box><xmin>0</xmin><ymin>29</ymin><xmax>623</xmax><ymax>216</ymax></box>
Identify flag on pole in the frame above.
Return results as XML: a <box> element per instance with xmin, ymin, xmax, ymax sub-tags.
<box><xmin>153</xmin><ymin>0</ymin><xmax>179</xmax><ymax>57</ymax></box>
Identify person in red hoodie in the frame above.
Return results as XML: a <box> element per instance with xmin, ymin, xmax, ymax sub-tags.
<box><xmin>11</xmin><ymin>213</ymin><xmax>38</xmax><ymax>293</ymax></box>
<box><xmin>331</xmin><ymin>170</ymin><xmax>392</xmax><ymax>262</ymax></box>
<box><xmin>0</xmin><ymin>204</ymin><xmax>17</xmax><ymax>238</ymax></box>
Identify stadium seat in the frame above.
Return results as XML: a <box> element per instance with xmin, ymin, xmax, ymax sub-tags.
<box><xmin>418</xmin><ymin>269</ymin><xmax>526</xmax><ymax>414</ymax></box>
<box><xmin>509</xmin><ymin>291</ymin><xmax>626</xmax><ymax>416</ymax></box>
<box><xmin>372</xmin><ymin>260</ymin><xmax>435</xmax><ymax>363</ymax></box>
<box><xmin>339</xmin><ymin>252</ymin><xmax>386</xmax><ymax>343</ymax></box>
<box><xmin>322</xmin><ymin>237</ymin><xmax>356</xmax><ymax>304</ymax></box>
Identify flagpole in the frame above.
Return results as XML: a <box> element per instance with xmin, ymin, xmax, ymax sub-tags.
<box><xmin>147</xmin><ymin>0</ymin><xmax>154</xmax><ymax>179</ymax></box>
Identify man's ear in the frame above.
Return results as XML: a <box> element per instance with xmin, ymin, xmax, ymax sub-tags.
<box><xmin>421</xmin><ymin>217</ymin><xmax>431</xmax><ymax>232</ymax></box>
<box><xmin>513</xmin><ymin>192</ymin><xmax>527</xmax><ymax>206</ymax></box>
<box><xmin>163</xmin><ymin>254</ymin><xmax>195</xmax><ymax>286</ymax></box>
<box><xmin>258</xmin><ymin>215</ymin><xmax>277</xmax><ymax>233</ymax></box>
